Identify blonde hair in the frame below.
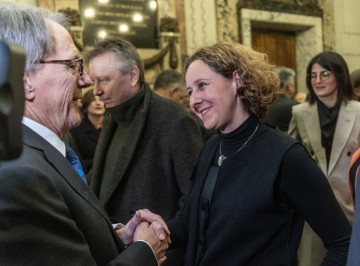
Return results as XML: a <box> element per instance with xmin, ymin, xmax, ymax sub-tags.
<box><xmin>184</xmin><ymin>42</ymin><xmax>279</xmax><ymax>119</ymax></box>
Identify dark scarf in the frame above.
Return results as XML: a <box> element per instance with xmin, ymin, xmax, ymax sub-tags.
<box><xmin>317</xmin><ymin>99</ymin><xmax>340</xmax><ymax>168</ymax></box>
<box><xmin>102</xmin><ymin>86</ymin><xmax>145</xmax><ymax>186</ymax></box>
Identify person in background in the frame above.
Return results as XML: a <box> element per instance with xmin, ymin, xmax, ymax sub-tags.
<box><xmin>0</xmin><ymin>3</ymin><xmax>169</xmax><ymax>265</ymax></box>
<box><xmin>70</xmin><ymin>88</ymin><xmax>105</xmax><ymax>173</ymax></box>
<box><xmin>288</xmin><ymin>51</ymin><xmax>360</xmax><ymax>266</ymax></box>
<box><xmin>87</xmin><ymin>37</ymin><xmax>204</xmax><ymax>265</ymax></box>
<box><xmin>262</xmin><ymin>66</ymin><xmax>299</xmax><ymax>132</ymax></box>
<box><xmin>167</xmin><ymin>42</ymin><xmax>351</xmax><ymax>265</ymax></box>
<box><xmin>153</xmin><ymin>69</ymin><xmax>189</xmax><ymax>111</ymax></box>
<box><xmin>153</xmin><ymin>68</ymin><xmax>216</xmax><ymax>140</ymax></box>
<box><xmin>350</xmin><ymin>68</ymin><xmax>360</xmax><ymax>101</ymax></box>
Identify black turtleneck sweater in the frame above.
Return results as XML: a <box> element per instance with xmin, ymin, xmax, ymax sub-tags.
<box><xmin>217</xmin><ymin>117</ymin><xmax>258</xmax><ymax>165</ymax></box>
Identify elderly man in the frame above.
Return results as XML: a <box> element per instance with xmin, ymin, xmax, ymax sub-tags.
<box><xmin>0</xmin><ymin>3</ymin><xmax>169</xmax><ymax>265</ymax></box>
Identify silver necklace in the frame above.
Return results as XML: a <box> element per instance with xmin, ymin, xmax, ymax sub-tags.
<box><xmin>218</xmin><ymin>123</ymin><xmax>259</xmax><ymax>167</ymax></box>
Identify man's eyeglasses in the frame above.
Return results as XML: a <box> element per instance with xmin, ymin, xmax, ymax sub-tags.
<box><xmin>308</xmin><ymin>71</ymin><xmax>332</xmax><ymax>82</ymax></box>
<box><xmin>39</xmin><ymin>58</ymin><xmax>83</xmax><ymax>76</ymax></box>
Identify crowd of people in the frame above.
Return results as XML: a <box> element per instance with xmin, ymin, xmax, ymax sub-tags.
<box><xmin>1</xmin><ymin>2</ymin><xmax>360</xmax><ymax>266</ymax></box>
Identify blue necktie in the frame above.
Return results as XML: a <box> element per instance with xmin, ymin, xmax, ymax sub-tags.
<box><xmin>65</xmin><ymin>145</ymin><xmax>87</xmax><ymax>184</ymax></box>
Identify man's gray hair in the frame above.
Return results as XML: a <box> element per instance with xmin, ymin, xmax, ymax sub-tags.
<box><xmin>87</xmin><ymin>36</ymin><xmax>145</xmax><ymax>83</ymax></box>
<box><xmin>277</xmin><ymin>66</ymin><xmax>295</xmax><ymax>91</ymax></box>
<box><xmin>0</xmin><ymin>3</ymin><xmax>70</xmax><ymax>70</ymax></box>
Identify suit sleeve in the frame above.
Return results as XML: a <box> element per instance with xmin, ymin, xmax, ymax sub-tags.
<box><xmin>110</xmin><ymin>241</ymin><xmax>158</xmax><ymax>266</ymax></box>
<box><xmin>0</xmin><ymin>164</ymin><xmax>97</xmax><ymax>265</ymax></box>
<box><xmin>0</xmin><ymin>164</ymin><xmax>157</xmax><ymax>266</ymax></box>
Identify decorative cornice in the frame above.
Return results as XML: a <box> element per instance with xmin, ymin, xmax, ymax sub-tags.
<box><xmin>237</xmin><ymin>0</ymin><xmax>323</xmax><ymax>17</ymax></box>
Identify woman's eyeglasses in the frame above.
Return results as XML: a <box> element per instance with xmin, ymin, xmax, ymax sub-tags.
<box><xmin>307</xmin><ymin>71</ymin><xmax>332</xmax><ymax>82</ymax></box>
<box><xmin>39</xmin><ymin>58</ymin><xmax>83</xmax><ymax>76</ymax></box>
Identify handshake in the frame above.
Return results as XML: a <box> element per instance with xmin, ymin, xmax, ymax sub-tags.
<box><xmin>115</xmin><ymin>209</ymin><xmax>171</xmax><ymax>265</ymax></box>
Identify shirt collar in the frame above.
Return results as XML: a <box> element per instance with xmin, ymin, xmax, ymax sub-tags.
<box><xmin>22</xmin><ymin>117</ymin><xmax>66</xmax><ymax>156</ymax></box>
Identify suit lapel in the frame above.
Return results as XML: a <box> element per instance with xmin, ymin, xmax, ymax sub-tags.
<box><xmin>302</xmin><ymin>103</ymin><xmax>328</xmax><ymax>174</ymax></box>
<box><xmin>23</xmin><ymin>125</ymin><xmax>111</xmax><ymax>220</ymax></box>
<box><xmin>328</xmin><ymin>102</ymin><xmax>356</xmax><ymax>174</ymax></box>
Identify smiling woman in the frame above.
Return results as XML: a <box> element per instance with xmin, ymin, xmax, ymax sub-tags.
<box><xmin>167</xmin><ymin>42</ymin><xmax>351</xmax><ymax>266</ymax></box>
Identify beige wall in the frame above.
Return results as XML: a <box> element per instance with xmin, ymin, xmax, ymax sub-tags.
<box><xmin>184</xmin><ymin>0</ymin><xmax>218</xmax><ymax>55</ymax></box>
<box><xmin>331</xmin><ymin>0</ymin><xmax>360</xmax><ymax>72</ymax></box>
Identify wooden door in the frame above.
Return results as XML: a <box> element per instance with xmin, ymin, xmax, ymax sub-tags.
<box><xmin>251</xmin><ymin>29</ymin><xmax>296</xmax><ymax>70</ymax></box>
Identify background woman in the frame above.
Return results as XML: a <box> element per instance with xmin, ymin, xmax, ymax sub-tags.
<box><xmin>70</xmin><ymin>89</ymin><xmax>105</xmax><ymax>173</ymax></box>
<box><xmin>288</xmin><ymin>51</ymin><xmax>360</xmax><ymax>265</ymax></box>
<box><xmin>167</xmin><ymin>42</ymin><xmax>351</xmax><ymax>265</ymax></box>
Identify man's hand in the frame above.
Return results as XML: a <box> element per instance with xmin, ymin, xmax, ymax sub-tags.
<box><xmin>134</xmin><ymin>221</ymin><xmax>170</xmax><ymax>265</ymax></box>
<box><xmin>116</xmin><ymin>209</ymin><xmax>170</xmax><ymax>246</ymax></box>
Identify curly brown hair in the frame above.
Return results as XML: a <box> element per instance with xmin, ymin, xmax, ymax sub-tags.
<box><xmin>184</xmin><ymin>42</ymin><xmax>279</xmax><ymax>119</ymax></box>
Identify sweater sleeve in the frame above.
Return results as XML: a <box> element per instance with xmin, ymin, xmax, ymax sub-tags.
<box><xmin>278</xmin><ymin>143</ymin><xmax>351</xmax><ymax>266</ymax></box>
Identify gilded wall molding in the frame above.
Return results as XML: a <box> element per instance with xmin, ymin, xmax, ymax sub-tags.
<box><xmin>216</xmin><ymin>0</ymin><xmax>239</xmax><ymax>42</ymax></box>
<box><xmin>236</xmin><ymin>0</ymin><xmax>322</xmax><ymax>17</ymax></box>
<box><xmin>318</xmin><ymin>0</ymin><xmax>335</xmax><ymax>51</ymax></box>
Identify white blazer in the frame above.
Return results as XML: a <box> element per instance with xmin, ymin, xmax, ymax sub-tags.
<box><xmin>289</xmin><ymin>100</ymin><xmax>360</xmax><ymax>222</ymax></box>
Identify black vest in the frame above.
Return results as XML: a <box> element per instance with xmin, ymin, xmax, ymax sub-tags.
<box><xmin>183</xmin><ymin>125</ymin><xmax>299</xmax><ymax>266</ymax></box>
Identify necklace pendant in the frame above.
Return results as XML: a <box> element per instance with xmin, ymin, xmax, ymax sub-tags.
<box><xmin>218</xmin><ymin>155</ymin><xmax>226</xmax><ymax>167</ymax></box>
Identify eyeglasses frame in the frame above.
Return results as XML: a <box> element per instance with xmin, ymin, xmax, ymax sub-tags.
<box><xmin>307</xmin><ymin>70</ymin><xmax>332</xmax><ymax>82</ymax></box>
<box><xmin>39</xmin><ymin>58</ymin><xmax>83</xmax><ymax>76</ymax></box>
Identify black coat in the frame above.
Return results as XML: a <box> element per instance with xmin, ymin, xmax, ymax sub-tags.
<box><xmin>263</xmin><ymin>94</ymin><xmax>298</xmax><ymax>132</ymax></box>
<box><xmin>90</xmin><ymin>84</ymin><xmax>204</xmax><ymax>223</ymax></box>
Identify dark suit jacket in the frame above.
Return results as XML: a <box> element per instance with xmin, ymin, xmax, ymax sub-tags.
<box><xmin>0</xmin><ymin>125</ymin><xmax>157</xmax><ymax>266</ymax></box>
<box><xmin>262</xmin><ymin>94</ymin><xmax>298</xmax><ymax>132</ymax></box>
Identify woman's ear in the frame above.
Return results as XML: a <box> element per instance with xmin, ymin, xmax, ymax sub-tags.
<box><xmin>23</xmin><ymin>71</ymin><xmax>35</xmax><ymax>100</ymax></box>
<box><xmin>130</xmin><ymin>66</ymin><xmax>140</xmax><ymax>87</ymax></box>
<box><xmin>233</xmin><ymin>70</ymin><xmax>241</xmax><ymax>88</ymax></box>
